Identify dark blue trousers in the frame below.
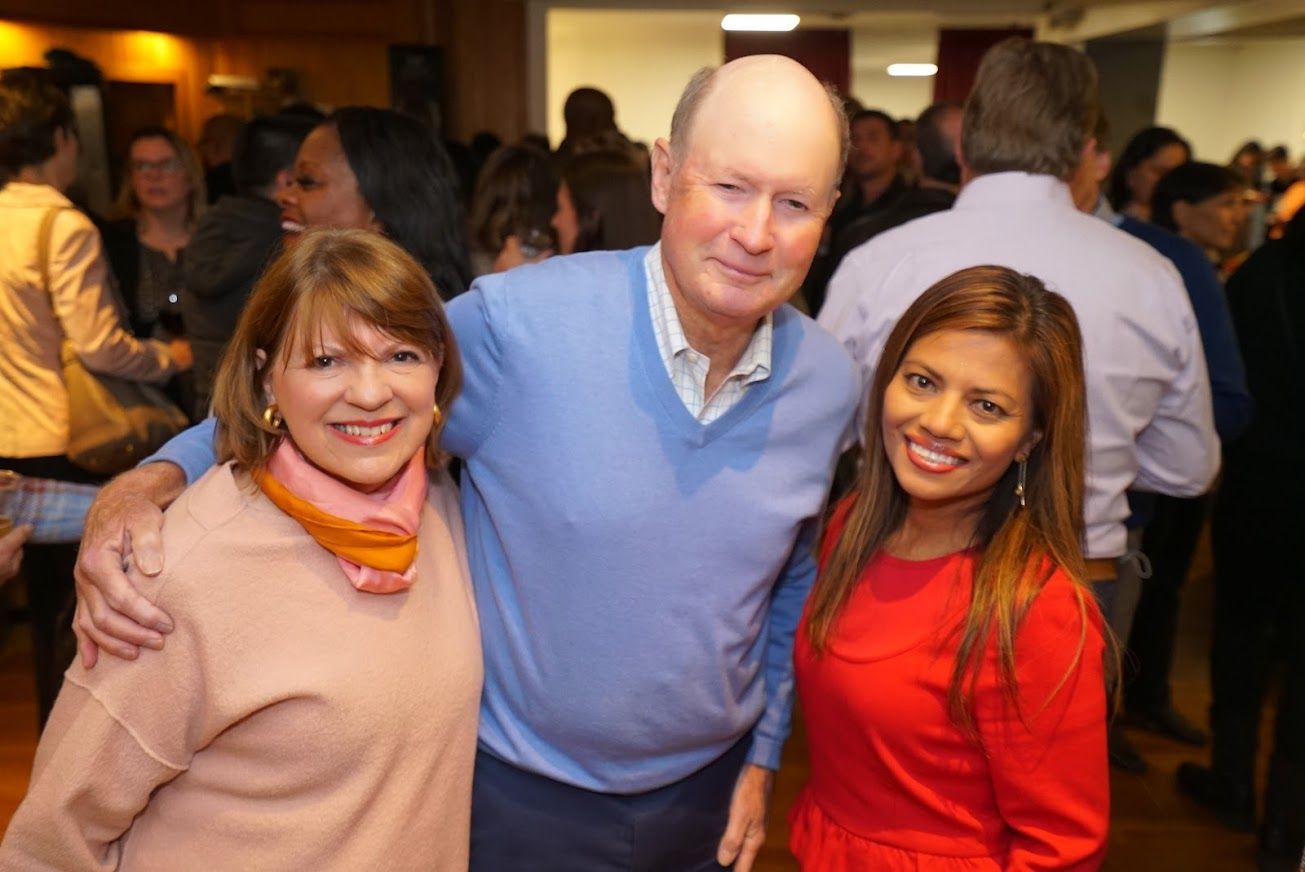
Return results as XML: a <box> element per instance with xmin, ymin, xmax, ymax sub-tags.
<box><xmin>469</xmin><ymin>737</ymin><xmax>748</xmax><ymax>872</ymax></box>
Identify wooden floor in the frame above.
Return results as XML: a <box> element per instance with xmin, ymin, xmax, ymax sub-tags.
<box><xmin>0</xmin><ymin>536</ymin><xmax>1272</xmax><ymax>869</ymax></box>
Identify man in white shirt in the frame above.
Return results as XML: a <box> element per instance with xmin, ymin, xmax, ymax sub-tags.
<box><xmin>818</xmin><ymin>38</ymin><xmax>1219</xmax><ymax>769</ymax></box>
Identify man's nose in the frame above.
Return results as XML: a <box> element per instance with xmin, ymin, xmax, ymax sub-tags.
<box><xmin>731</xmin><ymin>197</ymin><xmax>774</xmax><ymax>254</ymax></box>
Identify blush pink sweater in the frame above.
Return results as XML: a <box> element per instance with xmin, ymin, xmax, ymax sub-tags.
<box><xmin>0</xmin><ymin>462</ymin><xmax>482</xmax><ymax>871</ymax></box>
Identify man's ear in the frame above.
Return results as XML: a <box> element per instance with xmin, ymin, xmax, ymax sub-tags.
<box><xmin>953</xmin><ymin>131</ymin><xmax>973</xmax><ymax>186</ymax></box>
<box><xmin>650</xmin><ymin>137</ymin><xmax>673</xmax><ymax>216</ymax></box>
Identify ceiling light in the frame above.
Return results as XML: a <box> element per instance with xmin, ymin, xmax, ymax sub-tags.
<box><xmin>887</xmin><ymin>63</ymin><xmax>938</xmax><ymax>77</ymax></box>
<box><xmin>721</xmin><ymin>14</ymin><xmax>800</xmax><ymax>32</ymax></box>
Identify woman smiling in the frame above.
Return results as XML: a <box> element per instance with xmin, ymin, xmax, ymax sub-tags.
<box><xmin>790</xmin><ymin>266</ymin><xmax>1110</xmax><ymax>870</ymax></box>
<box><xmin>0</xmin><ymin>229</ymin><xmax>480</xmax><ymax>870</ymax></box>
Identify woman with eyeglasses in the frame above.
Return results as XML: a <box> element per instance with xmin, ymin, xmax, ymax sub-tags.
<box><xmin>101</xmin><ymin>127</ymin><xmax>205</xmax><ymax>355</ymax></box>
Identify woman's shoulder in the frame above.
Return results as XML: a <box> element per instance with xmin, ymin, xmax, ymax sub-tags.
<box><xmin>144</xmin><ymin>463</ymin><xmax>291</xmax><ymax>600</ymax></box>
<box><xmin>1018</xmin><ymin>561</ymin><xmax>1104</xmax><ymax>656</ymax></box>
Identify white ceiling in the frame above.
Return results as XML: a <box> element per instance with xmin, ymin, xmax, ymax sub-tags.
<box><xmin>535</xmin><ymin>0</ymin><xmax>1305</xmax><ymax>42</ymax></box>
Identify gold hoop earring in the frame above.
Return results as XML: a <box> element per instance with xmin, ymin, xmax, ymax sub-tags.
<box><xmin>1014</xmin><ymin>458</ymin><xmax>1028</xmax><ymax>508</ymax></box>
<box><xmin>262</xmin><ymin>403</ymin><xmax>284</xmax><ymax>430</ymax></box>
<box><xmin>432</xmin><ymin>402</ymin><xmax>443</xmax><ymax>429</ymax></box>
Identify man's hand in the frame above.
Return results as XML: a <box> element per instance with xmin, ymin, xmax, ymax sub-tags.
<box><xmin>0</xmin><ymin>524</ymin><xmax>33</xmax><ymax>585</ymax></box>
<box><xmin>73</xmin><ymin>463</ymin><xmax>187</xmax><ymax>668</ymax></box>
<box><xmin>716</xmin><ymin>763</ymin><xmax>775</xmax><ymax>872</ymax></box>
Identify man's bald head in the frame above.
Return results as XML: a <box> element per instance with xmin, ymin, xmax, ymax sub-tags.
<box><xmin>667</xmin><ymin>56</ymin><xmax>848</xmax><ymax>181</ymax></box>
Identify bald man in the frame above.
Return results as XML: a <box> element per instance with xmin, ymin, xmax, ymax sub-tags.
<box><xmin>72</xmin><ymin>56</ymin><xmax>857</xmax><ymax>870</ymax></box>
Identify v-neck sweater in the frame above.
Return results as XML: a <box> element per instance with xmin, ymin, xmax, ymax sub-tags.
<box><xmin>442</xmin><ymin>247</ymin><xmax>859</xmax><ymax>791</ymax></box>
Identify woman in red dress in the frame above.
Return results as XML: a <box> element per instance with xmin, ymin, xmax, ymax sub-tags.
<box><xmin>792</xmin><ymin>265</ymin><xmax>1111</xmax><ymax>871</ymax></box>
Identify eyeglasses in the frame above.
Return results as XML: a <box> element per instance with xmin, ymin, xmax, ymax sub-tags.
<box><xmin>131</xmin><ymin>158</ymin><xmax>184</xmax><ymax>174</ymax></box>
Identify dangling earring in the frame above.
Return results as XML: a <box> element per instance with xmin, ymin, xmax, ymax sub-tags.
<box><xmin>262</xmin><ymin>402</ymin><xmax>284</xmax><ymax>430</ymax></box>
<box><xmin>1014</xmin><ymin>458</ymin><xmax>1028</xmax><ymax>508</ymax></box>
<box><xmin>432</xmin><ymin>402</ymin><xmax>443</xmax><ymax>429</ymax></box>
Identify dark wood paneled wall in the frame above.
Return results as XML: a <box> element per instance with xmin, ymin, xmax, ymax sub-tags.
<box><xmin>0</xmin><ymin>0</ymin><xmax>528</xmax><ymax>140</ymax></box>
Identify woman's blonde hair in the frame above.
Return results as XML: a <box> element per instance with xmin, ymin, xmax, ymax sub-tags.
<box><xmin>112</xmin><ymin>126</ymin><xmax>206</xmax><ymax>225</ymax></box>
<box><xmin>806</xmin><ymin>265</ymin><xmax>1104</xmax><ymax>729</ymax></box>
<box><xmin>212</xmin><ymin>228</ymin><xmax>461</xmax><ymax>474</ymax></box>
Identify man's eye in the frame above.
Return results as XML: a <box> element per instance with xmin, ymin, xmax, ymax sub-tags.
<box><xmin>296</xmin><ymin>176</ymin><xmax>318</xmax><ymax>190</ymax></box>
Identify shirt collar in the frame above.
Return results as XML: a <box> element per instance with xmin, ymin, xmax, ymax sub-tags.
<box><xmin>1093</xmin><ymin>195</ymin><xmax>1125</xmax><ymax>227</ymax></box>
<box><xmin>643</xmin><ymin>242</ymin><xmax>773</xmax><ymax>383</ymax></box>
<box><xmin>954</xmin><ymin>172</ymin><xmax>1076</xmax><ymax>212</ymax></box>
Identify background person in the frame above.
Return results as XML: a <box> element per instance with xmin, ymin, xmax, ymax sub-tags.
<box><xmin>195</xmin><ymin>112</ymin><xmax>243</xmax><ymax>203</ymax></box>
<box><xmin>1083</xmin><ymin>142</ymin><xmax>1252</xmax><ymax>759</ymax></box>
<box><xmin>0</xmin><ymin>229</ymin><xmax>480</xmax><ymax>869</ymax></box>
<box><xmin>550</xmin><ymin>149</ymin><xmax>661</xmax><ymax>256</ymax></box>
<box><xmin>1151</xmin><ymin>161</ymin><xmax>1249</xmax><ymax>276</ymax></box>
<box><xmin>805</xmin><ymin>101</ymin><xmax>964</xmax><ymax>316</ymax></box>
<box><xmin>1107</xmin><ymin>126</ymin><xmax>1191</xmax><ymax>223</ymax></box>
<box><xmin>101</xmin><ymin>126</ymin><xmax>206</xmax><ymax>342</ymax></box>
<box><xmin>278</xmin><ymin>106</ymin><xmax>472</xmax><ymax>301</ymax></box>
<box><xmin>0</xmin><ymin>73</ymin><xmax>188</xmax><ymax>727</ymax></box>
<box><xmin>1177</xmin><ymin>209</ymin><xmax>1305</xmax><ymax>872</ymax></box>
<box><xmin>793</xmin><ymin>266</ymin><xmax>1108</xmax><ymax>869</ymax></box>
<box><xmin>182</xmin><ymin>112</ymin><xmax>318</xmax><ymax>417</ymax></box>
<box><xmin>465</xmin><ymin>142</ymin><xmax>557</xmax><ymax>276</ymax></box>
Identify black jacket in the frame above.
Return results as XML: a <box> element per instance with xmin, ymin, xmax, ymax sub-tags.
<box><xmin>181</xmin><ymin>194</ymin><xmax>283</xmax><ymax>416</ymax></box>
<box><xmin>1222</xmin><ymin>209</ymin><xmax>1305</xmax><ymax>488</ymax></box>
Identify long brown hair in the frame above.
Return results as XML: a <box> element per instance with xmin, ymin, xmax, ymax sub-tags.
<box><xmin>806</xmin><ymin>265</ymin><xmax>1094</xmax><ymax>727</ymax></box>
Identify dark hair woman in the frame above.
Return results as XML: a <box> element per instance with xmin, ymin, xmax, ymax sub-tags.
<box><xmin>552</xmin><ymin>151</ymin><xmax>661</xmax><ymax>255</ymax></box>
<box><xmin>1108</xmin><ymin>126</ymin><xmax>1191</xmax><ymax>221</ymax></box>
<box><xmin>279</xmin><ymin>107</ymin><xmax>472</xmax><ymax>300</ymax></box>
<box><xmin>466</xmin><ymin>143</ymin><xmax>557</xmax><ymax>276</ymax></box>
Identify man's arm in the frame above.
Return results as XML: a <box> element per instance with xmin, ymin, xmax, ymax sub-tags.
<box><xmin>716</xmin><ymin>517</ymin><xmax>820</xmax><ymax>871</ymax></box>
<box><xmin>1178</xmin><ymin>249</ymin><xmax>1253</xmax><ymax>442</ymax></box>
<box><xmin>1133</xmin><ymin>291</ymin><xmax>1222</xmax><ymax>497</ymax></box>
<box><xmin>73</xmin><ymin>418</ymin><xmax>219</xmax><ymax>667</ymax></box>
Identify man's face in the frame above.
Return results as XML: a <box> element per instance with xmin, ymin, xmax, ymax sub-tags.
<box><xmin>849</xmin><ymin>116</ymin><xmax>901</xmax><ymax>182</ymax></box>
<box><xmin>651</xmin><ymin>104</ymin><xmax>840</xmax><ymax>332</ymax></box>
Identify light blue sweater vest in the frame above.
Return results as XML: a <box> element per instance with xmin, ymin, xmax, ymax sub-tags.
<box><xmin>443</xmin><ymin>248</ymin><xmax>857</xmax><ymax>791</ymax></box>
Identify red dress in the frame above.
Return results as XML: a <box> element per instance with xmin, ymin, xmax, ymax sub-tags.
<box><xmin>791</xmin><ymin>508</ymin><xmax>1109</xmax><ymax>871</ymax></box>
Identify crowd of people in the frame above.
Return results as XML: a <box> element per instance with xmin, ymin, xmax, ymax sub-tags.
<box><xmin>0</xmin><ymin>32</ymin><xmax>1300</xmax><ymax>872</ymax></box>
